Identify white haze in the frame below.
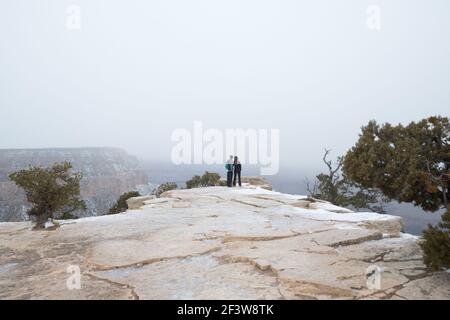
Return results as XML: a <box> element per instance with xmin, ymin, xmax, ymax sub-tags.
<box><xmin>1</xmin><ymin>0</ymin><xmax>449</xmax><ymax>173</ymax></box>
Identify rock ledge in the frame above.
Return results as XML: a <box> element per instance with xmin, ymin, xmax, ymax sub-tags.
<box><xmin>0</xmin><ymin>186</ymin><xmax>449</xmax><ymax>299</ymax></box>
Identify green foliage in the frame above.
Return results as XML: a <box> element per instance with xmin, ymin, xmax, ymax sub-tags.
<box><xmin>420</xmin><ymin>208</ymin><xmax>450</xmax><ymax>271</ymax></box>
<box><xmin>343</xmin><ymin>116</ymin><xmax>450</xmax><ymax>270</ymax></box>
<box><xmin>343</xmin><ymin>116</ymin><xmax>449</xmax><ymax>211</ymax></box>
<box><xmin>217</xmin><ymin>179</ymin><xmax>228</xmax><ymax>187</ymax></box>
<box><xmin>9</xmin><ymin>161</ymin><xmax>86</xmax><ymax>229</ymax></box>
<box><xmin>307</xmin><ymin>150</ymin><xmax>387</xmax><ymax>213</ymax></box>
<box><xmin>186</xmin><ymin>175</ymin><xmax>201</xmax><ymax>189</ymax></box>
<box><xmin>59</xmin><ymin>211</ymin><xmax>78</xmax><ymax>220</ymax></box>
<box><xmin>186</xmin><ymin>171</ymin><xmax>222</xmax><ymax>189</ymax></box>
<box><xmin>108</xmin><ymin>191</ymin><xmax>141</xmax><ymax>215</ymax></box>
<box><xmin>152</xmin><ymin>182</ymin><xmax>177</xmax><ymax>197</ymax></box>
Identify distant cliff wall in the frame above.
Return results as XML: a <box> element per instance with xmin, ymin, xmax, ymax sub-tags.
<box><xmin>0</xmin><ymin>147</ymin><xmax>148</xmax><ymax>221</ymax></box>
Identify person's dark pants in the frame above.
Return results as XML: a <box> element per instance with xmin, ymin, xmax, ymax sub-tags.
<box><xmin>233</xmin><ymin>171</ymin><xmax>241</xmax><ymax>186</ymax></box>
<box><xmin>227</xmin><ymin>171</ymin><xmax>233</xmax><ymax>187</ymax></box>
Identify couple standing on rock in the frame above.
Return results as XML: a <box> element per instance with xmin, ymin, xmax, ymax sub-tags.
<box><xmin>225</xmin><ymin>155</ymin><xmax>242</xmax><ymax>187</ymax></box>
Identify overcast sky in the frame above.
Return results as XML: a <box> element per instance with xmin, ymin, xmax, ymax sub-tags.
<box><xmin>0</xmin><ymin>0</ymin><xmax>449</xmax><ymax>172</ymax></box>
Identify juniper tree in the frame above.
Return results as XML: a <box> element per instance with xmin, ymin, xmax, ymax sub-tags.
<box><xmin>186</xmin><ymin>171</ymin><xmax>222</xmax><ymax>189</ymax></box>
<box><xmin>9</xmin><ymin>161</ymin><xmax>86</xmax><ymax>229</ymax></box>
<box><xmin>108</xmin><ymin>191</ymin><xmax>141</xmax><ymax>214</ymax></box>
<box><xmin>420</xmin><ymin>207</ymin><xmax>450</xmax><ymax>271</ymax></box>
<box><xmin>343</xmin><ymin>116</ymin><xmax>449</xmax><ymax>211</ymax></box>
<box><xmin>343</xmin><ymin>116</ymin><xmax>450</xmax><ymax>269</ymax></box>
<box><xmin>152</xmin><ymin>182</ymin><xmax>177</xmax><ymax>197</ymax></box>
<box><xmin>306</xmin><ymin>149</ymin><xmax>387</xmax><ymax>213</ymax></box>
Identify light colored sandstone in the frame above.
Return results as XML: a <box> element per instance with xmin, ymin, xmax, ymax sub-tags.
<box><xmin>0</xmin><ymin>185</ymin><xmax>448</xmax><ymax>300</ymax></box>
<box><xmin>126</xmin><ymin>195</ymin><xmax>155</xmax><ymax>210</ymax></box>
<box><xmin>240</xmin><ymin>176</ymin><xmax>272</xmax><ymax>190</ymax></box>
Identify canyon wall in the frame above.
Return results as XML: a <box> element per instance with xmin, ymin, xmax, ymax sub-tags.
<box><xmin>0</xmin><ymin>147</ymin><xmax>149</xmax><ymax>221</ymax></box>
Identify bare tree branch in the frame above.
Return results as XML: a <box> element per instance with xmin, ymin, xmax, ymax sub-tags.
<box><xmin>305</xmin><ymin>177</ymin><xmax>318</xmax><ymax>196</ymax></box>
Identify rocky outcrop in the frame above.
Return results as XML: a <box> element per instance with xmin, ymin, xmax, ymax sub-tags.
<box><xmin>0</xmin><ymin>147</ymin><xmax>149</xmax><ymax>221</ymax></box>
<box><xmin>0</xmin><ymin>185</ymin><xmax>449</xmax><ymax>300</ymax></box>
<box><xmin>126</xmin><ymin>195</ymin><xmax>155</xmax><ymax>210</ymax></box>
<box><xmin>240</xmin><ymin>176</ymin><xmax>272</xmax><ymax>190</ymax></box>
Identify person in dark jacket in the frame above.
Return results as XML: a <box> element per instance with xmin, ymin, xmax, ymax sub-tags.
<box><xmin>233</xmin><ymin>156</ymin><xmax>242</xmax><ymax>187</ymax></box>
<box><xmin>225</xmin><ymin>155</ymin><xmax>234</xmax><ymax>187</ymax></box>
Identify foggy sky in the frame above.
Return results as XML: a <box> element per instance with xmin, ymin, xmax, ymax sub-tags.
<box><xmin>1</xmin><ymin>0</ymin><xmax>449</xmax><ymax>172</ymax></box>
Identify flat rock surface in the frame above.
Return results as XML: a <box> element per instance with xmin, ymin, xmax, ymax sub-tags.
<box><xmin>0</xmin><ymin>186</ymin><xmax>449</xmax><ymax>300</ymax></box>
